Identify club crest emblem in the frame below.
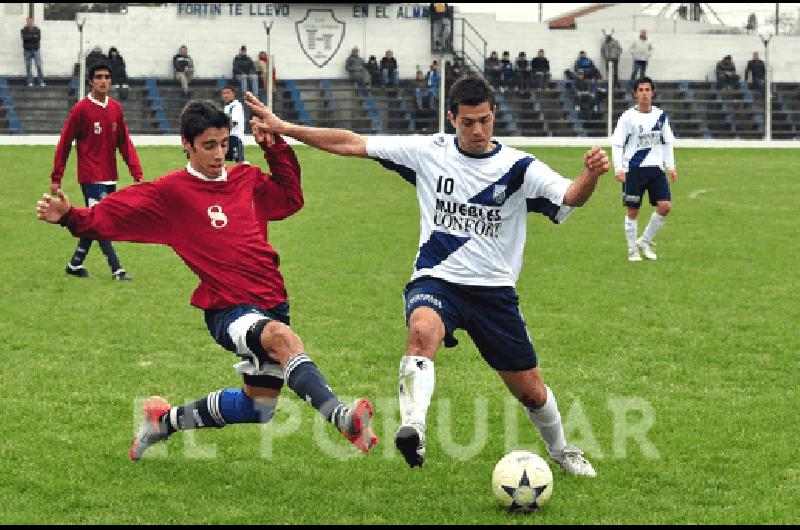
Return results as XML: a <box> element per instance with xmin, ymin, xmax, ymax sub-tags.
<box><xmin>296</xmin><ymin>9</ymin><xmax>346</xmax><ymax>68</ymax></box>
<box><xmin>94</xmin><ymin>122</ymin><xmax>102</xmax><ymax>134</ymax></box>
<box><xmin>493</xmin><ymin>185</ymin><xmax>507</xmax><ymax>205</ymax></box>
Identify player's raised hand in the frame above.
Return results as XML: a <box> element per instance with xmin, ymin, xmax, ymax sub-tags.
<box><xmin>244</xmin><ymin>92</ymin><xmax>285</xmax><ymax>134</ymax></box>
<box><xmin>584</xmin><ymin>146</ymin><xmax>610</xmax><ymax>178</ymax></box>
<box><xmin>250</xmin><ymin>117</ymin><xmax>276</xmax><ymax>147</ymax></box>
<box><xmin>36</xmin><ymin>189</ymin><xmax>71</xmax><ymax>224</ymax></box>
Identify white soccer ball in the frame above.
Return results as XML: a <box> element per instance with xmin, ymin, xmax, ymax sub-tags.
<box><xmin>491</xmin><ymin>450</ymin><xmax>553</xmax><ymax>513</ymax></box>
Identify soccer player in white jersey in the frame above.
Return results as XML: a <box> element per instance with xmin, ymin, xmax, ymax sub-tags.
<box><xmin>244</xmin><ymin>78</ymin><xmax>609</xmax><ymax>476</ymax></box>
<box><xmin>221</xmin><ymin>85</ymin><xmax>246</xmax><ymax>162</ymax></box>
<box><xmin>611</xmin><ymin>77</ymin><xmax>678</xmax><ymax>261</ymax></box>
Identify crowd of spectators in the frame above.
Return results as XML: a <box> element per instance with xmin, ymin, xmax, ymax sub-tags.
<box><xmin>484</xmin><ymin>49</ymin><xmax>551</xmax><ymax>94</ymax></box>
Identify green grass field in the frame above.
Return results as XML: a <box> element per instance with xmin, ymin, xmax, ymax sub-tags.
<box><xmin>0</xmin><ymin>144</ymin><xmax>798</xmax><ymax>524</ymax></box>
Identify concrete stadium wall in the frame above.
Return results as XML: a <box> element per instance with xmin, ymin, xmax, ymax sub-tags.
<box><xmin>1</xmin><ymin>3</ymin><xmax>799</xmax><ymax>82</ymax></box>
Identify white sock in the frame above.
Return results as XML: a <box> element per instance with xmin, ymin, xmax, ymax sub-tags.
<box><xmin>525</xmin><ymin>386</ymin><xmax>566</xmax><ymax>455</ymax></box>
<box><xmin>398</xmin><ymin>356</ymin><xmax>434</xmax><ymax>432</ymax></box>
<box><xmin>642</xmin><ymin>212</ymin><xmax>666</xmax><ymax>243</ymax></box>
<box><xmin>624</xmin><ymin>217</ymin><xmax>638</xmax><ymax>252</ymax></box>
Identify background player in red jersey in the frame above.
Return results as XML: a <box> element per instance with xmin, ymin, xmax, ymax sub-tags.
<box><xmin>50</xmin><ymin>61</ymin><xmax>143</xmax><ymax>281</ymax></box>
<box><xmin>36</xmin><ymin>100</ymin><xmax>377</xmax><ymax>459</ymax></box>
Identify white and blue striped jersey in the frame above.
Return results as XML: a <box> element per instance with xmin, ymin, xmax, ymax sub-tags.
<box><xmin>367</xmin><ymin>134</ymin><xmax>574</xmax><ymax>287</ymax></box>
<box><xmin>224</xmin><ymin>99</ymin><xmax>245</xmax><ymax>140</ymax></box>
<box><xmin>611</xmin><ymin>106</ymin><xmax>675</xmax><ymax>172</ymax></box>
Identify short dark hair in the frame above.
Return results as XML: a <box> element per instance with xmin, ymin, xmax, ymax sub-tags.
<box><xmin>448</xmin><ymin>76</ymin><xmax>496</xmax><ymax>116</ymax></box>
<box><xmin>221</xmin><ymin>84</ymin><xmax>236</xmax><ymax>93</ymax></box>
<box><xmin>180</xmin><ymin>100</ymin><xmax>231</xmax><ymax>146</ymax></box>
<box><xmin>88</xmin><ymin>61</ymin><xmax>111</xmax><ymax>80</ymax></box>
<box><xmin>632</xmin><ymin>76</ymin><xmax>655</xmax><ymax>93</ymax></box>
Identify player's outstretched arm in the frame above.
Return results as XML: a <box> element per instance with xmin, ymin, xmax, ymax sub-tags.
<box><xmin>563</xmin><ymin>146</ymin><xmax>610</xmax><ymax>207</ymax></box>
<box><xmin>36</xmin><ymin>190</ymin><xmax>71</xmax><ymax>224</ymax></box>
<box><xmin>245</xmin><ymin>92</ymin><xmax>368</xmax><ymax>158</ymax></box>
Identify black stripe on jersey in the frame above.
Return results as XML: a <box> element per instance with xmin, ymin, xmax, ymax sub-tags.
<box><xmin>468</xmin><ymin>156</ymin><xmax>534</xmax><ymax>207</ymax></box>
<box><xmin>526</xmin><ymin>197</ymin><xmax>561</xmax><ymax>224</ymax></box>
<box><xmin>373</xmin><ymin>157</ymin><xmax>416</xmax><ymax>186</ymax></box>
<box><xmin>415</xmin><ymin>231</ymin><xmax>470</xmax><ymax>271</ymax></box>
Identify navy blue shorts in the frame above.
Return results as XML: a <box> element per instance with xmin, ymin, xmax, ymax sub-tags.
<box><xmin>204</xmin><ymin>302</ymin><xmax>290</xmax><ymax>388</ymax></box>
<box><xmin>622</xmin><ymin>167</ymin><xmax>671</xmax><ymax>207</ymax></box>
<box><xmin>403</xmin><ymin>277</ymin><xmax>537</xmax><ymax>372</ymax></box>
<box><xmin>226</xmin><ymin>136</ymin><xmax>244</xmax><ymax>162</ymax></box>
<box><xmin>80</xmin><ymin>182</ymin><xmax>116</xmax><ymax>207</ymax></box>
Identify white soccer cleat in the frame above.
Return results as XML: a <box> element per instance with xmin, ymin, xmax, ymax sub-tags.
<box><xmin>549</xmin><ymin>445</ymin><xmax>596</xmax><ymax>477</ymax></box>
<box><xmin>637</xmin><ymin>238</ymin><xmax>657</xmax><ymax>260</ymax></box>
<box><xmin>628</xmin><ymin>248</ymin><xmax>642</xmax><ymax>262</ymax></box>
<box><xmin>129</xmin><ymin>396</ymin><xmax>172</xmax><ymax>461</ymax></box>
<box><xmin>395</xmin><ymin>423</ymin><xmax>426</xmax><ymax>467</ymax></box>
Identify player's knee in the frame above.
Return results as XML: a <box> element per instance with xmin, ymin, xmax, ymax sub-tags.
<box><xmin>261</xmin><ymin>321</ymin><xmax>303</xmax><ymax>362</ymax></box>
<box><xmin>408</xmin><ymin>311</ymin><xmax>444</xmax><ymax>350</ymax></box>
<box><xmin>658</xmin><ymin>202</ymin><xmax>671</xmax><ymax>216</ymax></box>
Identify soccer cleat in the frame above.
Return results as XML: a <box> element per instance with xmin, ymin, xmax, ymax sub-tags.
<box><xmin>395</xmin><ymin>424</ymin><xmax>426</xmax><ymax>468</ymax></box>
<box><xmin>637</xmin><ymin>238</ymin><xmax>657</xmax><ymax>260</ymax></box>
<box><xmin>549</xmin><ymin>445</ymin><xmax>597</xmax><ymax>477</ymax></box>
<box><xmin>129</xmin><ymin>396</ymin><xmax>172</xmax><ymax>461</ymax></box>
<box><xmin>65</xmin><ymin>264</ymin><xmax>89</xmax><ymax>278</ymax></box>
<box><xmin>112</xmin><ymin>269</ymin><xmax>133</xmax><ymax>281</ymax></box>
<box><xmin>340</xmin><ymin>398</ymin><xmax>378</xmax><ymax>453</ymax></box>
<box><xmin>628</xmin><ymin>249</ymin><xmax>642</xmax><ymax>262</ymax></box>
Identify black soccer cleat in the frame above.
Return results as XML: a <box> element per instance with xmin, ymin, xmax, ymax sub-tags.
<box><xmin>112</xmin><ymin>269</ymin><xmax>132</xmax><ymax>281</ymax></box>
<box><xmin>395</xmin><ymin>424</ymin><xmax>425</xmax><ymax>468</ymax></box>
<box><xmin>65</xmin><ymin>265</ymin><xmax>89</xmax><ymax>278</ymax></box>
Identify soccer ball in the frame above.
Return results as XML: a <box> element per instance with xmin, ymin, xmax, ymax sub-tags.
<box><xmin>491</xmin><ymin>450</ymin><xmax>553</xmax><ymax>513</ymax></box>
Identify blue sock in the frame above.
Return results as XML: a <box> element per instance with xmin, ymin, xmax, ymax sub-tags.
<box><xmin>284</xmin><ymin>354</ymin><xmax>347</xmax><ymax>428</ymax></box>
<box><xmin>160</xmin><ymin>388</ymin><xmax>275</xmax><ymax>434</ymax></box>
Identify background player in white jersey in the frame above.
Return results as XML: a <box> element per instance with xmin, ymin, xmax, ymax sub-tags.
<box><xmin>611</xmin><ymin>77</ymin><xmax>678</xmax><ymax>261</ymax></box>
<box><xmin>244</xmin><ymin>78</ymin><xmax>609</xmax><ymax>477</ymax></box>
<box><xmin>221</xmin><ymin>85</ymin><xmax>245</xmax><ymax>162</ymax></box>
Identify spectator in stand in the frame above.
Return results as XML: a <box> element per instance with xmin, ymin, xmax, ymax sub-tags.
<box><xmin>424</xmin><ymin>61</ymin><xmax>440</xmax><ymax>107</ymax></box>
<box><xmin>499</xmin><ymin>51</ymin><xmax>514</xmax><ymax>94</ymax></box>
<box><xmin>412</xmin><ymin>70</ymin><xmax>430</xmax><ymax>109</ymax></box>
<box><xmin>515</xmin><ymin>51</ymin><xmax>531</xmax><ymax>94</ymax></box>
<box><xmin>366</xmin><ymin>55</ymin><xmax>381</xmax><ymax>88</ymax></box>
<box><xmin>86</xmin><ymin>46</ymin><xmax>107</xmax><ymax>77</ymax></box>
<box><xmin>531</xmin><ymin>49</ymin><xmax>550</xmax><ymax>90</ymax></box>
<box><xmin>380</xmin><ymin>50</ymin><xmax>399</xmax><ymax>88</ymax></box>
<box><xmin>445</xmin><ymin>58</ymin><xmax>464</xmax><ymax>96</ymax></box>
<box><xmin>233</xmin><ymin>45</ymin><xmax>259</xmax><ymax>100</ymax></box>
<box><xmin>571</xmin><ymin>51</ymin><xmax>598</xmax><ymax>81</ymax></box>
<box><xmin>107</xmin><ymin>47</ymin><xmax>129</xmax><ymax>101</ymax></box>
<box><xmin>21</xmin><ymin>17</ymin><xmax>45</xmax><ymax>87</ymax></box>
<box><xmin>745</xmin><ymin>51</ymin><xmax>765</xmax><ymax>91</ymax></box>
<box><xmin>601</xmin><ymin>33</ymin><xmax>622</xmax><ymax>87</ymax></box>
<box><xmin>256</xmin><ymin>51</ymin><xmax>277</xmax><ymax>98</ymax></box>
<box><xmin>173</xmin><ymin>45</ymin><xmax>194</xmax><ymax>98</ymax></box>
<box><xmin>484</xmin><ymin>50</ymin><xmax>501</xmax><ymax>91</ymax></box>
<box><xmin>574</xmin><ymin>70</ymin><xmax>595</xmax><ymax>120</ymax></box>
<box><xmin>630</xmin><ymin>29</ymin><xmax>653</xmax><ymax>82</ymax></box>
<box><xmin>345</xmin><ymin>47</ymin><xmax>370</xmax><ymax>95</ymax></box>
<box><xmin>715</xmin><ymin>55</ymin><xmax>740</xmax><ymax>90</ymax></box>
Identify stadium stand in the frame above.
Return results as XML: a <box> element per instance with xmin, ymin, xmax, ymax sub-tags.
<box><xmin>0</xmin><ymin>74</ymin><xmax>797</xmax><ymax>140</ymax></box>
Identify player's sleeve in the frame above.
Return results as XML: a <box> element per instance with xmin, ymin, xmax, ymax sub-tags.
<box><xmin>366</xmin><ymin>135</ymin><xmax>428</xmax><ymax>186</ymax></box>
<box><xmin>252</xmin><ymin>135</ymin><xmax>303</xmax><ymax>221</ymax></box>
<box><xmin>51</xmin><ymin>106</ymin><xmax>81</xmax><ymax>186</ymax></box>
<box><xmin>662</xmin><ymin>116</ymin><xmax>676</xmax><ymax>170</ymax></box>
<box><xmin>524</xmin><ymin>159</ymin><xmax>575</xmax><ymax>224</ymax></box>
<box><xmin>611</xmin><ymin>113</ymin><xmax>628</xmax><ymax>172</ymax></box>
<box><xmin>117</xmin><ymin>113</ymin><xmax>144</xmax><ymax>182</ymax></box>
<box><xmin>62</xmin><ymin>181</ymin><xmax>170</xmax><ymax>244</ymax></box>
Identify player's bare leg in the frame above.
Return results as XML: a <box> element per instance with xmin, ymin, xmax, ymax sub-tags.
<box><xmin>396</xmin><ymin>307</ymin><xmax>443</xmax><ymax>467</ymax></box>
<box><xmin>499</xmin><ymin>368</ymin><xmax>596</xmax><ymax>477</ymax></box>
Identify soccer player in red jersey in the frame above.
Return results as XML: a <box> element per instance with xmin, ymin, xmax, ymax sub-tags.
<box><xmin>37</xmin><ymin>100</ymin><xmax>378</xmax><ymax>459</ymax></box>
<box><xmin>50</xmin><ymin>61</ymin><xmax>143</xmax><ymax>281</ymax></box>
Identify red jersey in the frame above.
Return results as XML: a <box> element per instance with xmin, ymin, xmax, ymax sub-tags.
<box><xmin>62</xmin><ymin>137</ymin><xmax>302</xmax><ymax>310</ymax></box>
<box><xmin>51</xmin><ymin>94</ymin><xmax>143</xmax><ymax>187</ymax></box>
